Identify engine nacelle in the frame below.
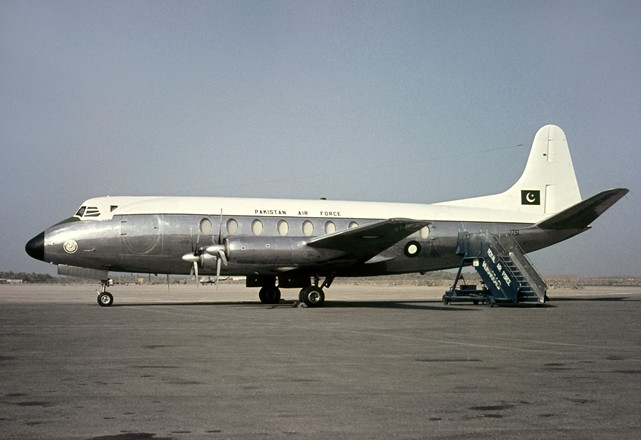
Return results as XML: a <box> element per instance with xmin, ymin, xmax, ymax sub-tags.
<box><xmin>226</xmin><ymin>237</ymin><xmax>342</xmax><ymax>265</ymax></box>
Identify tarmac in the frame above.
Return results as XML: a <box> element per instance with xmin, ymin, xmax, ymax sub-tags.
<box><xmin>1</xmin><ymin>283</ymin><xmax>641</xmax><ymax>440</ymax></box>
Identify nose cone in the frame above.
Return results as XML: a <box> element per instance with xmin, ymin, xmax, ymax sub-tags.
<box><xmin>26</xmin><ymin>232</ymin><xmax>45</xmax><ymax>261</ymax></box>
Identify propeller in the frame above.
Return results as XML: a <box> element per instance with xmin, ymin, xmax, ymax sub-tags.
<box><xmin>204</xmin><ymin>243</ymin><xmax>228</xmax><ymax>285</ymax></box>
<box><xmin>205</xmin><ymin>210</ymin><xmax>228</xmax><ymax>285</ymax></box>
<box><xmin>182</xmin><ymin>252</ymin><xmax>200</xmax><ymax>285</ymax></box>
<box><xmin>181</xmin><ymin>213</ymin><xmax>229</xmax><ymax>287</ymax></box>
<box><xmin>182</xmin><ymin>226</ymin><xmax>202</xmax><ymax>288</ymax></box>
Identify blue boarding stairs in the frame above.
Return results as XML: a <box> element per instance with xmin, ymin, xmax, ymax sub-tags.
<box><xmin>443</xmin><ymin>231</ymin><xmax>547</xmax><ymax>306</ymax></box>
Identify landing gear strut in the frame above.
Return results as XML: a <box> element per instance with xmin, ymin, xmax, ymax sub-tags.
<box><xmin>256</xmin><ymin>274</ymin><xmax>335</xmax><ymax>307</ymax></box>
<box><xmin>298</xmin><ymin>274</ymin><xmax>334</xmax><ymax>307</ymax></box>
<box><xmin>97</xmin><ymin>278</ymin><xmax>114</xmax><ymax>307</ymax></box>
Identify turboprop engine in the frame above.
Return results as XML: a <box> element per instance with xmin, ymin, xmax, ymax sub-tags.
<box><xmin>225</xmin><ymin>237</ymin><xmax>344</xmax><ymax>265</ymax></box>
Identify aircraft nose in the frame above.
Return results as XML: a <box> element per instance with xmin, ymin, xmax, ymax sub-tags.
<box><xmin>25</xmin><ymin>232</ymin><xmax>45</xmax><ymax>261</ymax></box>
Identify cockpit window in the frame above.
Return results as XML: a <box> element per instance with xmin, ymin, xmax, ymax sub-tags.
<box><xmin>74</xmin><ymin>205</ymin><xmax>100</xmax><ymax>218</ymax></box>
<box><xmin>84</xmin><ymin>207</ymin><xmax>100</xmax><ymax>217</ymax></box>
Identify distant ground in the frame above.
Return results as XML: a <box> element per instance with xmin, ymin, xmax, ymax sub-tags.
<box><xmin>2</xmin><ymin>283</ymin><xmax>641</xmax><ymax>306</ymax></box>
<box><xmin>3</xmin><ymin>270</ymin><xmax>640</xmax><ymax>288</ymax></box>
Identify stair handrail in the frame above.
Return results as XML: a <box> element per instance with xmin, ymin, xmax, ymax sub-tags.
<box><xmin>494</xmin><ymin>234</ymin><xmax>547</xmax><ymax>299</ymax></box>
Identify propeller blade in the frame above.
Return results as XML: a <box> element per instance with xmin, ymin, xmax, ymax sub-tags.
<box><xmin>215</xmin><ymin>256</ymin><xmax>222</xmax><ymax>287</ymax></box>
<box><xmin>193</xmin><ymin>261</ymin><xmax>199</xmax><ymax>288</ymax></box>
<box><xmin>182</xmin><ymin>253</ymin><xmax>200</xmax><ymax>288</ymax></box>
<box><xmin>218</xmin><ymin>249</ymin><xmax>228</xmax><ymax>266</ymax></box>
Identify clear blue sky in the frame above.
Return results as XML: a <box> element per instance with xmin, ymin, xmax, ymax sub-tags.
<box><xmin>1</xmin><ymin>0</ymin><xmax>639</xmax><ymax>276</ymax></box>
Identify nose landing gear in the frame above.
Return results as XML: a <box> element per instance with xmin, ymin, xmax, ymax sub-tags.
<box><xmin>97</xmin><ymin>279</ymin><xmax>114</xmax><ymax>307</ymax></box>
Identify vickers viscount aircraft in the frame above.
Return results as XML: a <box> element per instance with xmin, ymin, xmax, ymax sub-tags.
<box><xmin>25</xmin><ymin>125</ymin><xmax>628</xmax><ymax>307</ymax></box>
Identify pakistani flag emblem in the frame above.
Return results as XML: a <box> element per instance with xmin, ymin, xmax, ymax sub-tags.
<box><xmin>521</xmin><ymin>190</ymin><xmax>541</xmax><ymax>205</ymax></box>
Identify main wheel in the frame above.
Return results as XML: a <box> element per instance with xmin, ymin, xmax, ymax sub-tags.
<box><xmin>299</xmin><ymin>286</ymin><xmax>325</xmax><ymax>307</ymax></box>
<box><xmin>97</xmin><ymin>292</ymin><xmax>113</xmax><ymax>307</ymax></box>
<box><xmin>259</xmin><ymin>286</ymin><xmax>281</xmax><ymax>304</ymax></box>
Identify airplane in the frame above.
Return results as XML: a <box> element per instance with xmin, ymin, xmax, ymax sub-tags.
<box><xmin>25</xmin><ymin>125</ymin><xmax>628</xmax><ymax>307</ymax></box>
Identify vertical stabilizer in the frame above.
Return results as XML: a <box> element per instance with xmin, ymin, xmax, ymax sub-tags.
<box><xmin>511</xmin><ymin>124</ymin><xmax>582</xmax><ymax>215</ymax></box>
<box><xmin>437</xmin><ymin>125</ymin><xmax>582</xmax><ymax>221</ymax></box>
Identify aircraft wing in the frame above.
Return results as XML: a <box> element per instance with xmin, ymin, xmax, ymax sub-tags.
<box><xmin>307</xmin><ymin>218</ymin><xmax>430</xmax><ymax>261</ymax></box>
<box><xmin>536</xmin><ymin>188</ymin><xmax>629</xmax><ymax>230</ymax></box>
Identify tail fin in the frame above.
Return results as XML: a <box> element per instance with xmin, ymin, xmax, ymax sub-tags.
<box><xmin>511</xmin><ymin>124</ymin><xmax>582</xmax><ymax>215</ymax></box>
<box><xmin>438</xmin><ymin>125</ymin><xmax>583</xmax><ymax>221</ymax></box>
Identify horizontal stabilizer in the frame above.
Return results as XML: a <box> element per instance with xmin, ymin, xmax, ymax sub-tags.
<box><xmin>536</xmin><ymin>188</ymin><xmax>629</xmax><ymax>230</ymax></box>
<box><xmin>308</xmin><ymin>218</ymin><xmax>429</xmax><ymax>260</ymax></box>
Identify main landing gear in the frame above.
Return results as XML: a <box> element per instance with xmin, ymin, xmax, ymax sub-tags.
<box><xmin>257</xmin><ymin>274</ymin><xmax>334</xmax><ymax>307</ymax></box>
<box><xmin>298</xmin><ymin>274</ymin><xmax>333</xmax><ymax>307</ymax></box>
<box><xmin>258</xmin><ymin>285</ymin><xmax>281</xmax><ymax>304</ymax></box>
<box><xmin>299</xmin><ymin>285</ymin><xmax>325</xmax><ymax>307</ymax></box>
<box><xmin>97</xmin><ymin>278</ymin><xmax>114</xmax><ymax>307</ymax></box>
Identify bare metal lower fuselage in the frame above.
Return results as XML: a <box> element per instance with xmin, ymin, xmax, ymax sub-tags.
<box><xmin>35</xmin><ymin>213</ymin><xmax>582</xmax><ymax>279</ymax></box>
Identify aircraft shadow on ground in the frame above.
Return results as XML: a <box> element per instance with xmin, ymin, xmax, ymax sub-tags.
<box><xmin>547</xmin><ymin>296</ymin><xmax>631</xmax><ymax>302</ymax></box>
<box><xmin>110</xmin><ymin>299</ymin><xmax>554</xmax><ymax>311</ymax></box>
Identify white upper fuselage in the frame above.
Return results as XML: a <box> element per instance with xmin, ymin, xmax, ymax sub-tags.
<box><xmin>73</xmin><ymin>125</ymin><xmax>589</xmax><ymax>227</ymax></box>
<box><xmin>74</xmin><ymin>195</ymin><xmax>543</xmax><ymax>225</ymax></box>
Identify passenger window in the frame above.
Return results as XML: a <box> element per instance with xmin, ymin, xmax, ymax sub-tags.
<box><xmin>252</xmin><ymin>219</ymin><xmax>263</xmax><ymax>236</ymax></box>
<box><xmin>349</xmin><ymin>221</ymin><xmax>359</xmax><ymax>229</ymax></box>
<box><xmin>200</xmin><ymin>218</ymin><xmax>212</xmax><ymax>235</ymax></box>
<box><xmin>226</xmin><ymin>219</ymin><xmax>239</xmax><ymax>235</ymax></box>
<box><xmin>325</xmin><ymin>221</ymin><xmax>336</xmax><ymax>234</ymax></box>
<box><xmin>278</xmin><ymin>220</ymin><xmax>289</xmax><ymax>236</ymax></box>
<box><xmin>302</xmin><ymin>220</ymin><xmax>314</xmax><ymax>236</ymax></box>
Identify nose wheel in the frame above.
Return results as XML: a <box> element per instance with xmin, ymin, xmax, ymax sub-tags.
<box><xmin>97</xmin><ymin>292</ymin><xmax>113</xmax><ymax>307</ymax></box>
<box><xmin>96</xmin><ymin>279</ymin><xmax>114</xmax><ymax>307</ymax></box>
